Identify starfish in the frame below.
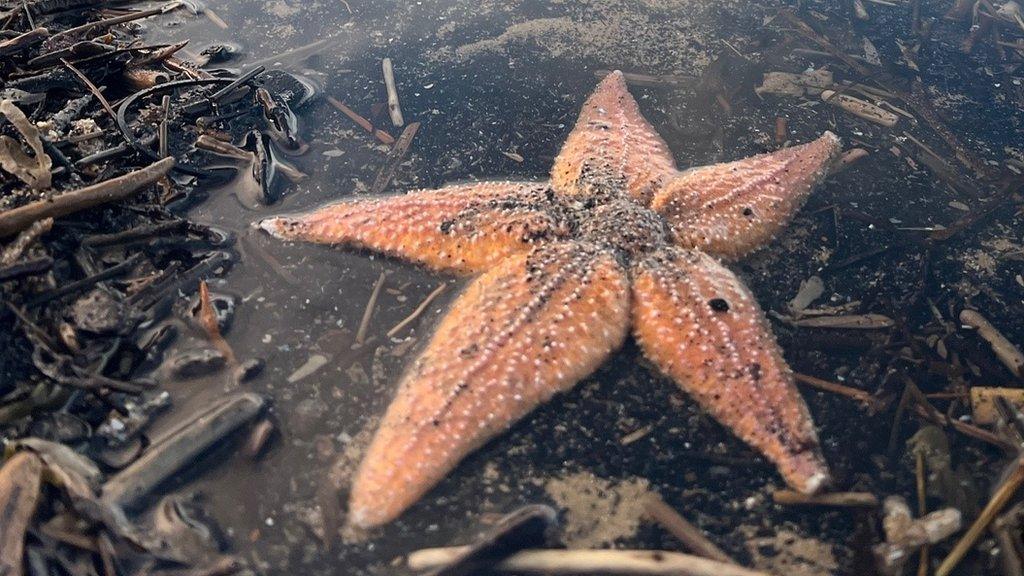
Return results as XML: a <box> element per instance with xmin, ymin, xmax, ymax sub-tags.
<box><xmin>260</xmin><ymin>71</ymin><xmax>842</xmax><ymax>529</ymax></box>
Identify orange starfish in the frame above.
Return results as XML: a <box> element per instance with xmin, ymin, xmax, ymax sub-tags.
<box><xmin>261</xmin><ymin>71</ymin><xmax>842</xmax><ymax>529</ymax></box>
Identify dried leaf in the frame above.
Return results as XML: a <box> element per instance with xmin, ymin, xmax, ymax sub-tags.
<box><xmin>0</xmin><ymin>452</ymin><xmax>44</xmax><ymax>576</ymax></box>
<box><xmin>0</xmin><ymin>99</ymin><xmax>52</xmax><ymax>190</ymax></box>
<box><xmin>198</xmin><ymin>280</ymin><xmax>236</xmax><ymax>364</ymax></box>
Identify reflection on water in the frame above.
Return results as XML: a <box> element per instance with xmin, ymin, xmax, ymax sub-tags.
<box><xmin>135</xmin><ymin>1</ymin><xmax>1024</xmax><ymax>574</ymax></box>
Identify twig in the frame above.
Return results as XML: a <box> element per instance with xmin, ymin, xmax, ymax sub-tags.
<box><xmin>382</xmin><ymin>58</ymin><xmax>404</xmax><ymax>127</ymax></box>
<box><xmin>642</xmin><ymin>493</ymin><xmax>736</xmax><ymax>564</ymax></box>
<box><xmin>936</xmin><ymin>455</ymin><xmax>1024</xmax><ymax>576</ymax></box>
<box><xmin>1</xmin><ymin>217</ymin><xmax>52</xmax><ymax>265</ymax></box>
<box><xmin>60</xmin><ymin>58</ymin><xmax>117</xmax><ymax>123</ymax></box>
<box><xmin>407</xmin><ymin>548</ymin><xmax>770</xmax><ymax>576</ymax></box>
<box><xmin>916</xmin><ymin>451</ymin><xmax>929</xmax><ymax>576</ymax></box>
<box><xmin>370</xmin><ymin>122</ymin><xmax>420</xmax><ymax>195</ymax></box>
<box><xmin>356</xmin><ymin>272</ymin><xmax>386</xmax><ymax>345</ymax></box>
<box><xmin>960</xmin><ymin>309</ymin><xmax>1024</xmax><ymax>378</ymax></box>
<box><xmin>25</xmin><ymin>252</ymin><xmax>145</xmax><ymax>307</ymax></box>
<box><xmin>0</xmin><ymin>157</ymin><xmax>174</xmax><ymax>238</ymax></box>
<box><xmin>81</xmin><ymin>219</ymin><xmax>186</xmax><ymax>247</ymax></box>
<box><xmin>203</xmin><ymin>7</ymin><xmax>229</xmax><ymax>29</ymax></box>
<box><xmin>794</xmin><ymin>372</ymin><xmax>885</xmax><ymax>410</ymax></box>
<box><xmin>0</xmin><ymin>256</ymin><xmax>52</xmax><ymax>282</ymax></box>
<box><xmin>772</xmin><ymin>489</ymin><xmax>879</xmax><ymax>507</ymax></box>
<box><xmin>387</xmin><ymin>283</ymin><xmax>447</xmax><ymax>338</ymax></box>
<box><xmin>0</xmin><ymin>26</ymin><xmax>48</xmax><ymax>56</ymax></box>
<box><xmin>326</xmin><ymin>96</ymin><xmax>395</xmax><ymax>144</ymax></box>
<box><xmin>48</xmin><ymin>4</ymin><xmax>178</xmax><ymax>44</ymax></box>
<box><xmin>158</xmin><ymin>94</ymin><xmax>170</xmax><ymax>158</ymax></box>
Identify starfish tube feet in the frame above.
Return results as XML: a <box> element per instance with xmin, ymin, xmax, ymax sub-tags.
<box><xmin>348</xmin><ymin>242</ymin><xmax>631</xmax><ymax>528</ymax></box>
<box><xmin>652</xmin><ymin>132</ymin><xmax>842</xmax><ymax>260</ymax></box>
<box><xmin>258</xmin><ymin>182</ymin><xmax>572</xmax><ymax>274</ymax></box>
<box><xmin>551</xmin><ymin>70</ymin><xmax>678</xmax><ymax>204</ymax></box>
<box><xmin>631</xmin><ymin>247</ymin><xmax>829</xmax><ymax>493</ymax></box>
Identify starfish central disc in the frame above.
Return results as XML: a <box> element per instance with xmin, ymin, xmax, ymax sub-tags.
<box><xmin>577</xmin><ymin>198</ymin><xmax>667</xmax><ymax>258</ymax></box>
<box><xmin>261</xmin><ymin>70</ymin><xmax>844</xmax><ymax>529</ymax></box>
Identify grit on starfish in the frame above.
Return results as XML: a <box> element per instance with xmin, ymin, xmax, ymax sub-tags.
<box><xmin>261</xmin><ymin>71</ymin><xmax>843</xmax><ymax>529</ymax></box>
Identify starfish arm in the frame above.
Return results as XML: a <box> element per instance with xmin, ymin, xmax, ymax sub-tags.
<box><xmin>631</xmin><ymin>247</ymin><xmax>829</xmax><ymax>494</ymax></box>
<box><xmin>259</xmin><ymin>181</ymin><xmax>572</xmax><ymax>274</ymax></box>
<box><xmin>348</xmin><ymin>242</ymin><xmax>631</xmax><ymax>528</ymax></box>
<box><xmin>551</xmin><ymin>70</ymin><xmax>677</xmax><ymax>205</ymax></box>
<box><xmin>651</xmin><ymin>132</ymin><xmax>842</xmax><ymax>260</ymax></box>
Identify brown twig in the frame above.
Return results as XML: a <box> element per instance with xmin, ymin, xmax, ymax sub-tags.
<box><xmin>356</xmin><ymin>272</ymin><xmax>386</xmax><ymax>345</ymax></box>
<box><xmin>642</xmin><ymin>493</ymin><xmax>736</xmax><ymax>564</ymax></box>
<box><xmin>937</xmin><ymin>455</ymin><xmax>1024</xmax><ymax>576</ymax></box>
<box><xmin>794</xmin><ymin>372</ymin><xmax>884</xmax><ymax>410</ymax></box>
<box><xmin>772</xmin><ymin>489</ymin><xmax>879</xmax><ymax>507</ymax></box>
<box><xmin>60</xmin><ymin>58</ymin><xmax>117</xmax><ymax>123</ymax></box>
<box><xmin>386</xmin><ymin>283</ymin><xmax>447</xmax><ymax>338</ymax></box>
<box><xmin>370</xmin><ymin>122</ymin><xmax>420</xmax><ymax>195</ymax></box>
<box><xmin>0</xmin><ymin>157</ymin><xmax>174</xmax><ymax>237</ymax></box>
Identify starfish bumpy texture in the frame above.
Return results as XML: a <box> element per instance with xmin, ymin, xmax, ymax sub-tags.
<box><xmin>260</xmin><ymin>71</ymin><xmax>842</xmax><ymax>529</ymax></box>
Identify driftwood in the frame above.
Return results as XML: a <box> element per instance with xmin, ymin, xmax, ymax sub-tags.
<box><xmin>0</xmin><ymin>157</ymin><xmax>174</xmax><ymax>237</ymax></box>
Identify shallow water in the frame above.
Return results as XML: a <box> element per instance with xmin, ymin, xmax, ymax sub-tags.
<box><xmin>132</xmin><ymin>1</ymin><xmax>1024</xmax><ymax>574</ymax></box>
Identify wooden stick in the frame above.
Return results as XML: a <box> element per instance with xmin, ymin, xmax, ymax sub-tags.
<box><xmin>794</xmin><ymin>372</ymin><xmax>884</xmax><ymax>409</ymax></box>
<box><xmin>356</xmin><ymin>272</ymin><xmax>386</xmax><ymax>345</ymax></box>
<box><xmin>0</xmin><ymin>26</ymin><xmax>48</xmax><ymax>56</ymax></box>
<box><xmin>937</xmin><ymin>457</ymin><xmax>1024</xmax><ymax>576</ymax></box>
<box><xmin>203</xmin><ymin>7</ymin><xmax>229</xmax><ymax>29</ymax></box>
<box><xmin>326</xmin><ymin>96</ymin><xmax>395</xmax><ymax>144</ymax></box>
<box><xmin>0</xmin><ymin>157</ymin><xmax>174</xmax><ymax>238</ymax></box>
<box><xmin>48</xmin><ymin>3</ymin><xmax>177</xmax><ymax>43</ymax></box>
<box><xmin>371</xmin><ymin>122</ymin><xmax>420</xmax><ymax>195</ymax></box>
<box><xmin>960</xmin><ymin>309</ymin><xmax>1024</xmax><ymax>378</ymax></box>
<box><xmin>916</xmin><ymin>451</ymin><xmax>929</xmax><ymax>576</ymax></box>
<box><xmin>642</xmin><ymin>493</ymin><xmax>736</xmax><ymax>564</ymax></box>
<box><xmin>772</xmin><ymin>489</ymin><xmax>879</xmax><ymax>507</ymax></box>
<box><xmin>382</xmin><ymin>58</ymin><xmax>404</xmax><ymax>127</ymax></box>
<box><xmin>386</xmin><ymin>283</ymin><xmax>446</xmax><ymax>338</ymax></box>
<box><xmin>60</xmin><ymin>58</ymin><xmax>117</xmax><ymax>124</ymax></box>
<box><xmin>407</xmin><ymin>548</ymin><xmax>770</xmax><ymax>576</ymax></box>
